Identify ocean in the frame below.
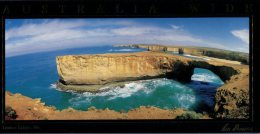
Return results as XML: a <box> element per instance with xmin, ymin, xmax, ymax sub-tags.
<box><xmin>5</xmin><ymin>46</ymin><xmax>224</xmax><ymax>112</ymax></box>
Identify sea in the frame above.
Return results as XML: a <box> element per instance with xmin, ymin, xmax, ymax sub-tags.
<box><xmin>5</xmin><ymin>46</ymin><xmax>224</xmax><ymax>112</ymax></box>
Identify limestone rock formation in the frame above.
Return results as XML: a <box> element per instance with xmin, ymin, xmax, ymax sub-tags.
<box><xmin>114</xmin><ymin>44</ymin><xmax>249</xmax><ymax>64</ymax></box>
<box><xmin>214</xmin><ymin>65</ymin><xmax>249</xmax><ymax>119</ymax></box>
<box><xmin>56</xmin><ymin>52</ymin><xmax>190</xmax><ymax>85</ymax></box>
<box><xmin>56</xmin><ymin>51</ymin><xmax>249</xmax><ymax>119</ymax></box>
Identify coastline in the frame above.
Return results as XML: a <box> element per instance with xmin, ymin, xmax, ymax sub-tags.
<box><xmin>5</xmin><ymin>91</ymin><xmax>210</xmax><ymax>120</ymax></box>
<box><xmin>5</xmin><ymin>46</ymin><xmax>250</xmax><ymax>120</ymax></box>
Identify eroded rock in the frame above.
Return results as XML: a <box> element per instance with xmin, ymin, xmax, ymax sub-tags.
<box><xmin>56</xmin><ymin>51</ymin><xmax>249</xmax><ymax>119</ymax></box>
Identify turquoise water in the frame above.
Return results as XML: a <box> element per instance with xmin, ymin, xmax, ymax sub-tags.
<box><xmin>5</xmin><ymin>46</ymin><xmax>224</xmax><ymax>112</ymax></box>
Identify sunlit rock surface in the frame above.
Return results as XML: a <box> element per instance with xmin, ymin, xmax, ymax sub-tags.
<box><xmin>56</xmin><ymin>51</ymin><xmax>249</xmax><ymax>119</ymax></box>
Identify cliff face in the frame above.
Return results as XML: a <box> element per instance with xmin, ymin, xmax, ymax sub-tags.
<box><xmin>114</xmin><ymin>44</ymin><xmax>249</xmax><ymax>64</ymax></box>
<box><xmin>214</xmin><ymin>65</ymin><xmax>249</xmax><ymax>119</ymax></box>
<box><xmin>56</xmin><ymin>52</ymin><xmax>190</xmax><ymax>85</ymax></box>
<box><xmin>56</xmin><ymin>52</ymin><xmax>242</xmax><ymax>85</ymax></box>
<box><xmin>148</xmin><ymin>46</ymin><xmax>167</xmax><ymax>51</ymax></box>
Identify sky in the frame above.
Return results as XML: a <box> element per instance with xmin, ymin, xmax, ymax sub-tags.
<box><xmin>5</xmin><ymin>18</ymin><xmax>249</xmax><ymax>57</ymax></box>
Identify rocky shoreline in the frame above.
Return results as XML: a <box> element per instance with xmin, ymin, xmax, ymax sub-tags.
<box><xmin>5</xmin><ymin>91</ymin><xmax>210</xmax><ymax>120</ymax></box>
<box><xmin>5</xmin><ymin>49</ymin><xmax>249</xmax><ymax>120</ymax></box>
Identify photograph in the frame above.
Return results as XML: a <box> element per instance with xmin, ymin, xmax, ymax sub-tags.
<box><xmin>5</xmin><ymin>18</ymin><xmax>249</xmax><ymax>120</ymax></box>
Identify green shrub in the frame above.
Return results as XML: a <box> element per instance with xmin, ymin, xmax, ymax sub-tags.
<box><xmin>203</xmin><ymin>50</ymin><xmax>249</xmax><ymax>65</ymax></box>
<box><xmin>120</xmin><ymin>109</ymin><xmax>126</xmax><ymax>113</ymax></box>
<box><xmin>176</xmin><ymin>111</ymin><xmax>203</xmax><ymax>119</ymax></box>
<box><xmin>88</xmin><ymin>106</ymin><xmax>97</xmax><ymax>111</ymax></box>
<box><xmin>5</xmin><ymin>106</ymin><xmax>17</xmax><ymax>119</ymax></box>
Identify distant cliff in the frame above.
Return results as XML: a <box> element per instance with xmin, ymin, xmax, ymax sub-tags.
<box><xmin>114</xmin><ymin>44</ymin><xmax>249</xmax><ymax>64</ymax></box>
<box><xmin>56</xmin><ymin>51</ymin><xmax>249</xmax><ymax>119</ymax></box>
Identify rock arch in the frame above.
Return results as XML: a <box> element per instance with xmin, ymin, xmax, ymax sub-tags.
<box><xmin>56</xmin><ymin>52</ymin><xmax>239</xmax><ymax>86</ymax></box>
<box><xmin>166</xmin><ymin>60</ymin><xmax>239</xmax><ymax>83</ymax></box>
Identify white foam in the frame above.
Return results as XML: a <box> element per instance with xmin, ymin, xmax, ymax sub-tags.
<box><xmin>79</xmin><ymin>80</ymin><xmax>153</xmax><ymax>100</ymax></box>
<box><xmin>191</xmin><ymin>73</ymin><xmax>224</xmax><ymax>84</ymax></box>
<box><xmin>175</xmin><ymin>93</ymin><xmax>196</xmax><ymax>109</ymax></box>
<box><xmin>184</xmin><ymin>54</ymin><xmax>211</xmax><ymax>61</ymax></box>
<box><xmin>108</xmin><ymin>49</ymin><xmax>136</xmax><ymax>52</ymax></box>
<box><xmin>73</xmin><ymin>78</ymin><xmax>174</xmax><ymax>101</ymax></box>
<box><xmin>184</xmin><ymin>54</ymin><xmax>199</xmax><ymax>58</ymax></box>
<box><xmin>69</xmin><ymin>96</ymin><xmax>93</xmax><ymax>107</ymax></box>
<box><xmin>202</xmin><ymin>58</ymin><xmax>211</xmax><ymax>61</ymax></box>
<box><xmin>49</xmin><ymin>83</ymin><xmax>57</xmax><ymax>89</ymax></box>
<box><xmin>56</xmin><ymin>78</ymin><xmax>199</xmax><ymax>110</ymax></box>
<box><xmin>50</xmin><ymin>83</ymin><xmax>79</xmax><ymax>94</ymax></box>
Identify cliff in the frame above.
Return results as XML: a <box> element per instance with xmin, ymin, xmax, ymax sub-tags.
<box><xmin>56</xmin><ymin>52</ymin><xmax>191</xmax><ymax>85</ymax></box>
<box><xmin>56</xmin><ymin>51</ymin><xmax>249</xmax><ymax>119</ymax></box>
<box><xmin>114</xmin><ymin>44</ymin><xmax>249</xmax><ymax>64</ymax></box>
<box><xmin>56</xmin><ymin>51</ymin><xmax>242</xmax><ymax>85</ymax></box>
<box><xmin>214</xmin><ymin>65</ymin><xmax>249</xmax><ymax>119</ymax></box>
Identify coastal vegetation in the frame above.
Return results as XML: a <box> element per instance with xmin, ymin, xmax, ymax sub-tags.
<box><xmin>202</xmin><ymin>49</ymin><xmax>249</xmax><ymax>65</ymax></box>
<box><xmin>5</xmin><ymin>106</ymin><xmax>17</xmax><ymax>120</ymax></box>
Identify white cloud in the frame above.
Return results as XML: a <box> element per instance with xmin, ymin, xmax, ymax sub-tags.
<box><xmin>6</xmin><ymin>19</ymin><xmax>244</xmax><ymax>57</ymax></box>
<box><xmin>112</xmin><ymin>27</ymin><xmax>151</xmax><ymax>36</ymax></box>
<box><xmin>231</xmin><ymin>29</ymin><xmax>249</xmax><ymax>44</ymax></box>
<box><xmin>5</xmin><ymin>20</ymin><xmax>87</xmax><ymax>40</ymax></box>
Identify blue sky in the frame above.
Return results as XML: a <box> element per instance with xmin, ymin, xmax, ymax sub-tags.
<box><xmin>5</xmin><ymin>18</ymin><xmax>249</xmax><ymax>57</ymax></box>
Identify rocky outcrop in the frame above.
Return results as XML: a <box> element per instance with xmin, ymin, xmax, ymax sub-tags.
<box><xmin>56</xmin><ymin>52</ymin><xmax>191</xmax><ymax>85</ymax></box>
<box><xmin>214</xmin><ymin>65</ymin><xmax>249</xmax><ymax>119</ymax></box>
<box><xmin>56</xmin><ymin>51</ymin><xmax>241</xmax><ymax>85</ymax></box>
<box><xmin>148</xmin><ymin>45</ymin><xmax>167</xmax><ymax>51</ymax></box>
<box><xmin>56</xmin><ymin>51</ymin><xmax>249</xmax><ymax>119</ymax></box>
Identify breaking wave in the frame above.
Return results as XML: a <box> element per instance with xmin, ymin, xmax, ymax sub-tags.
<box><xmin>191</xmin><ymin>73</ymin><xmax>224</xmax><ymax>84</ymax></box>
<box><xmin>49</xmin><ymin>83</ymin><xmax>57</xmax><ymax>89</ymax></box>
<box><xmin>192</xmin><ymin>73</ymin><xmax>217</xmax><ymax>83</ymax></box>
<box><xmin>66</xmin><ymin>78</ymin><xmax>197</xmax><ymax>111</ymax></box>
<box><xmin>50</xmin><ymin>68</ymin><xmax>223</xmax><ymax>111</ymax></box>
<box><xmin>83</xmin><ymin>81</ymin><xmax>151</xmax><ymax>100</ymax></box>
